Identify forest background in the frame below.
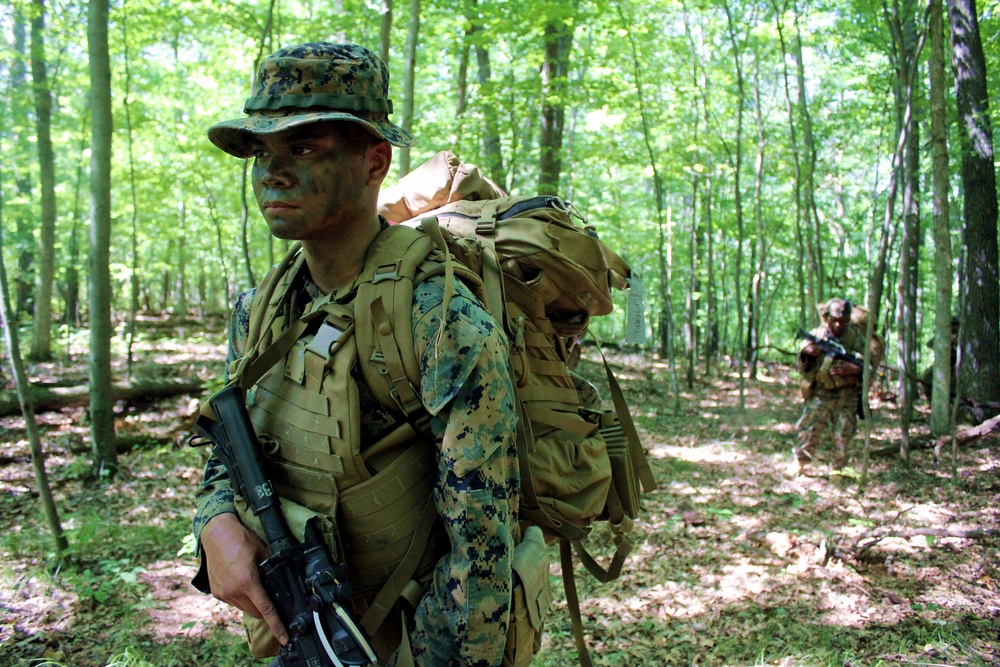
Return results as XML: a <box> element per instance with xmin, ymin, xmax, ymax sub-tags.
<box><xmin>1</xmin><ymin>0</ymin><xmax>999</xmax><ymax>665</ymax></box>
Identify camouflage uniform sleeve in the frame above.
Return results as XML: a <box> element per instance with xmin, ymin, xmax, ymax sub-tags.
<box><xmin>402</xmin><ymin>276</ymin><xmax>519</xmax><ymax>667</ymax></box>
<box><xmin>190</xmin><ymin>288</ymin><xmax>255</xmax><ymax>594</ymax></box>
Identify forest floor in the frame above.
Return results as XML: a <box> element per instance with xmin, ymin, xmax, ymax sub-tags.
<box><xmin>0</xmin><ymin>327</ymin><xmax>998</xmax><ymax>667</ymax></box>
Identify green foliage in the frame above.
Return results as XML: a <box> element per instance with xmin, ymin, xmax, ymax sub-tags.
<box><xmin>61</xmin><ymin>558</ymin><xmax>148</xmax><ymax>607</ymax></box>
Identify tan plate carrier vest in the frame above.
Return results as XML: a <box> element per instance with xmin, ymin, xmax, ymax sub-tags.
<box><xmin>227</xmin><ymin>224</ymin><xmax>487</xmax><ymax>649</ymax></box>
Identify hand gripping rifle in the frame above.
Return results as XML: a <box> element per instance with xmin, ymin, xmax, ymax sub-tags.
<box><xmin>796</xmin><ymin>329</ymin><xmax>863</xmax><ymax>368</ymax></box>
<box><xmin>796</xmin><ymin>329</ymin><xmax>866</xmax><ymax>418</ymax></box>
<box><xmin>192</xmin><ymin>385</ymin><xmax>379</xmax><ymax>667</ymax></box>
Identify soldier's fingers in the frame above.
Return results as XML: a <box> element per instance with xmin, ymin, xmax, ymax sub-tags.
<box><xmin>248</xmin><ymin>586</ymin><xmax>289</xmax><ymax>646</ymax></box>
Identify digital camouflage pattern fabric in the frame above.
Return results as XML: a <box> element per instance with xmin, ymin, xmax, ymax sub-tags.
<box><xmin>208</xmin><ymin>42</ymin><xmax>414</xmax><ymax>157</ymax></box>
<box><xmin>792</xmin><ymin>316</ymin><xmax>881</xmax><ymax>472</ymax></box>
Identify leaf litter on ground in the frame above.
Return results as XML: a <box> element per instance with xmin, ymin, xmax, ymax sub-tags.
<box><xmin>0</xmin><ymin>338</ymin><xmax>997</xmax><ymax>666</ymax></box>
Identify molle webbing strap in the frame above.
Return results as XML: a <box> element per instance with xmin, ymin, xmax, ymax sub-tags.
<box><xmin>597</xmin><ymin>343</ymin><xmax>656</xmax><ymax>495</ymax></box>
<box><xmin>246</xmin><ymin>243</ymin><xmax>303</xmax><ymax>354</ymax></box>
<box><xmin>359</xmin><ymin>492</ymin><xmax>438</xmax><ymax>636</ymax></box>
<box><xmin>354</xmin><ymin>227</ymin><xmax>433</xmax><ymax>418</ymax></box>
<box><xmin>418</xmin><ymin>217</ymin><xmax>457</xmax><ymax>348</ymax></box>
<box><xmin>560</xmin><ymin>539</ymin><xmax>595</xmax><ymax>667</ymax></box>
<box><xmin>370</xmin><ymin>295</ymin><xmax>422</xmax><ymax>416</ymax></box>
<box><xmin>522</xmin><ymin>403</ymin><xmax>596</xmax><ymax>436</ymax></box>
<box><xmin>572</xmin><ymin>519</ymin><xmax>634</xmax><ymax>583</ymax></box>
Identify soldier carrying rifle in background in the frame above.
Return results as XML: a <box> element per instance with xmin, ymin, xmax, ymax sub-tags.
<box><xmin>785</xmin><ymin>298</ymin><xmax>885</xmax><ymax>480</ymax></box>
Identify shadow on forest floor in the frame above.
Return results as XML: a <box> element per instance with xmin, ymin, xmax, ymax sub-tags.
<box><xmin>0</xmin><ymin>339</ymin><xmax>997</xmax><ymax>666</ymax></box>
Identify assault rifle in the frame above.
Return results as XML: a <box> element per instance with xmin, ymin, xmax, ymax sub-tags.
<box><xmin>797</xmin><ymin>329</ymin><xmax>866</xmax><ymax>418</ymax></box>
<box><xmin>796</xmin><ymin>329</ymin><xmax>863</xmax><ymax>368</ymax></box>
<box><xmin>192</xmin><ymin>385</ymin><xmax>379</xmax><ymax>667</ymax></box>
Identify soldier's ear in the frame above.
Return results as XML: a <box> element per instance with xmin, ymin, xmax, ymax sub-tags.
<box><xmin>366</xmin><ymin>141</ymin><xmax>392</xmax><ymax>186</ymax></box>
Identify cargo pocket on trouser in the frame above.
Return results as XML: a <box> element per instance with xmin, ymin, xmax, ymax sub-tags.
<box><xmin>503</xmin><ymin>526</ymin><xmax>552</xmax><ymax>667</ymax></box>
<box><xmin>233</xmin><ymin>494</ymin><xmax>339</xmax><ymax>659</ymax></box>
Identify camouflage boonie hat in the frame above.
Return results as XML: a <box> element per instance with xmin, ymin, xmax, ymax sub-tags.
<box><xmin>818</xmin><ymin>297</ymin><xmax>852</xmax><ymax>319</ymax></box>
<box><xmin>208</xmin><ymin>42</ymin><xmax>413</xmax><ymax>156</ymax></box>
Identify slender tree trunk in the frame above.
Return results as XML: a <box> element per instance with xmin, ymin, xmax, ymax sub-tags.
<box><xmin>704</xmin><ymin>173</ymin><xmax>718</xmax><ymax>374</ymax></box>
<box><xmin>772</xmin><ymin>1</ymin><xmax>807</xmax><ymax>325</ymax></box>
<box><xmin>749</xmin><ymin>53</ymin><xmax>767</xmax><ymax>380</ymax></box>
<box><xmin>87</xmin><ymin>0</ymin><xmax>118</xmax><ymax>476</ymax></box>
<box><xmin>123</xmin><ymin>10</ymin><xmax>140</xmax><ymax>380</ymax></box>
<box><xmin>686</xmin><ymin>174</ymin><xmax>699</xmax><ymax>390</ymax></box>
<box><xmin>792</xmin><ymin>4</ymin><xmax>822</xmax><ymax>314</ymax></box>
<box><xmin>29</xmin><ymin>0</ymin><xmax>55</xmax><ymax>362</ymax></box>
<box><xmin>538</xmin><ymin>14</ymin><xmax>573</xmax><ymax>196</ymax></box>
<box><xmin>11</xmin><ymin>12</ymin><xmax>35</xmax><ymax>320</ymax></box>
<box><xmin>454</xmin><ymin>27</ymin><xmax>470</xmax><ymax>145</ymax></box>
<box><xmin>176</xmin><ymin>200</ymin><xmax>188</xmax><ymax>322</ymax></box>
<box><xmin>724</xmin><ymin>1</ymin><xmax>747</xmax><ymax>409</ymax></box>
<box><xmin>685</xmin><ymin>26</ymin><xmax>701</xmax><ymax>390</ymax></box>
<box><xmin>887</xmin><ymin>0</ymin><xmax>923</xmax><ymax>458</ymax></box>
<box><xmin>948</xmin><ymin>0</ymin><xmax>1000</xmax><ymax>422</ymax></box>
<box><xmin>476</xmin><ymin>55</ymin><xmax>505</xmax><ymax>187</ymax></box>
<box><xmin>860</xmin><ymin>80</ymin><xmax>911</xmax><ymax>489</ymax></box>
<box><xmin>617</xmin><ymin>1</ymin><xmax>679</xmax><ymax>413</ymax></box>
<box><xmin>379</xmin><ymin>0</ymin><xmax>393</xmax><ymax>65</ymax></box>
<box><xmin>0</xmin><ymin>165</ymin><xmax>69</xmax><ymax>562</ymax></box>
<box><xmin>929</xmin><ymin>0</ymin><xmax>954</xmax><ymax>437</ymax></box>
<box><xmin>399</xmin><ymin>0</ymin><xmax>420</xmax><ymax>176</ymax></box>
<box><xmin>64</xmin><ymin>109</ymin><xmax>89</xmax><ymax>329</ymax></box>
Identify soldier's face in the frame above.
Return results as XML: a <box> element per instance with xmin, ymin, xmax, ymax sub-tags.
<box><xmin>249</xmin><ymin>123</ymin><xmax>387</xmax><ymax>241</ymax></box>
<box><xmin>828</xmin><ymin>313</ymin><xmax>850</xmax><ymax>337</ymax></box>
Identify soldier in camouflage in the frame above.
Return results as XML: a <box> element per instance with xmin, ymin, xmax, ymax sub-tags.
<box><xmin>785</xmin><ymin>297</ymin><xmax>884</xmax><ymax>479</ymax></box>
<box><xmin>192</xmin><ymin>42</ymin><xmax>519</xmax><ymax>667</ymax></box>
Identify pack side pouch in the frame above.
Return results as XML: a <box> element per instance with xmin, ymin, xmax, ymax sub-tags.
<box><xmin>502</xmin><ymin>526</ymin><xmax>552</xmax><ymax>667</ymax></box>
<box><xmin>598</xmin><ymin>414</ymin><xmax>641</xmax><ymax>522</ymax></box>
<box><xmin>233</xmin><ymin>495</ymin><xmax>338</xmax><ymax>659</ymax></box>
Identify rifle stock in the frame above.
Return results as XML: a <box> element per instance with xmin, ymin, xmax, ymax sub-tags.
<box><xmin>193</xmin><ymin>386</ymin><xmax>378</xmax><ymax>667</ymax></box>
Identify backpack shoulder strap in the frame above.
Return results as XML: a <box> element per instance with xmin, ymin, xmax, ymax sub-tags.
<box><xmin>353</xmin><ymin>225</ymin><xmax>437</xmax><ymax>417</ymax></box>
<box><xmin>228</xmin><ymin>244</ymin><xmax>308</xmax><ymax>392</ymax></box>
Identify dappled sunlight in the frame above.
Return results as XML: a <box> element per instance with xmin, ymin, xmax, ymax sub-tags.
<box><xmin>648</xmin><ymin>441</ymin><xmax>748</xmax><ymax>464</ymax></box>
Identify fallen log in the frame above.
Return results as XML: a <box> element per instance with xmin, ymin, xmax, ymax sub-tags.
<box><xmin>0</xmin><ymin>379</ymin><xmax>204</xmax><ymax>417</ymax></box>
<box><xmin>934</xmin><ymin>412</ymin><xmax>1000</xmax><ymax>452</ymax></box>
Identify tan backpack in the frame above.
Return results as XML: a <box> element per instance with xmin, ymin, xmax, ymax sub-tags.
<box><xmin>374</xmin><ymin>151</ymin><xmax>656</xmax><ymax>667</ymax></box>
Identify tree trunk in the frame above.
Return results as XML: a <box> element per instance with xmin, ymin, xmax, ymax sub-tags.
<box><xmin>749</xmin><ymin>53</ymin><xmax>767</xmax><ymax>380</ymax></box>
<box><xmin>617</xmin><ymin>2</ymin><xmax>679</xmax><ymax>413</ymax></box>
<box><xmin>686</xmin><ymin>173</ymin><xmax>699</xmax><ymax>390</ymax></box>
<box><xmin>0</xmin><ymin>171</ymin><xmax>69</xmax><ymax>562</ymax></box>
<box><xmin>399</xmin><ymin>0</ymin><xmax>420</xmax><ymax>176</ymax></box>
<box><xmin>475</xmin><ymin>20</ymin><xmax>505</xmax><ymax>188</ymax></box>
<box><xmin>454</xmin><ymin>27</ymin><xmax>470</xmax><ymax>143</ymax></box>
<box><xmin>929</xmin><ymin>0</ymin><xmax>954</xmax><ymax>437</ymax></box>
<box><xmin>379</xmin><ymin>0</ymin><xmax>393</xmax><ymax>65</ymax></box>
<box><xmin>724</xmin><ymin>1</ymin><xmax>747</xmax><ymax>409</ymax></box>
<box><xmin>11</xmin><ymin>12</ymin><xmax>36</xmax><ymax>320</ymax></box>
<box><xmin>772</xmin><ymin>0</ymin><xmax>807</xmax><ymax>326</ymax></box>
<box><xmin>29</xmin><ymin>0</ymin><xmax>55</xmax><ymax>362</ymax></box>
<box><xmin>948</xmin><ymin>0</ymin><xmax>1000</xmax><ymax>423</ymax></box>
<box><xmin>88</xmin><ymin>0</ymin><xmax>119</xmax><ymax>476</ymax></box>
<box><xmin>792</xmin><ymin>4</ymin><xmax>822</xmax><ymax>316</ymax></box>
<box><xmin>703</xmin><ymin>173</ymin><xmax>718</xmax><ymax>373</ymax></box>
<box><xmin>887</xmin><ymin>0</ymin><xmax>922</xmax><ymax>458</ymax></box>
<box><xmin>538</xmin><ymin>15</ymin><xmax>573</xmax><ymax>196</ymax></box>
<box><xmin>64</xmin><ymin>113</ymin><xmax>88</xmax><ymax>329</ymax></box>
<box><xmin>176</xmin><ymin>200</ymin><xmax>188</xmax><ymax>322</ymax></box>
<box><xmin>124</xmin><ymin>14</ymin><xmax>140</xmax><ymax>380</ymax></box>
